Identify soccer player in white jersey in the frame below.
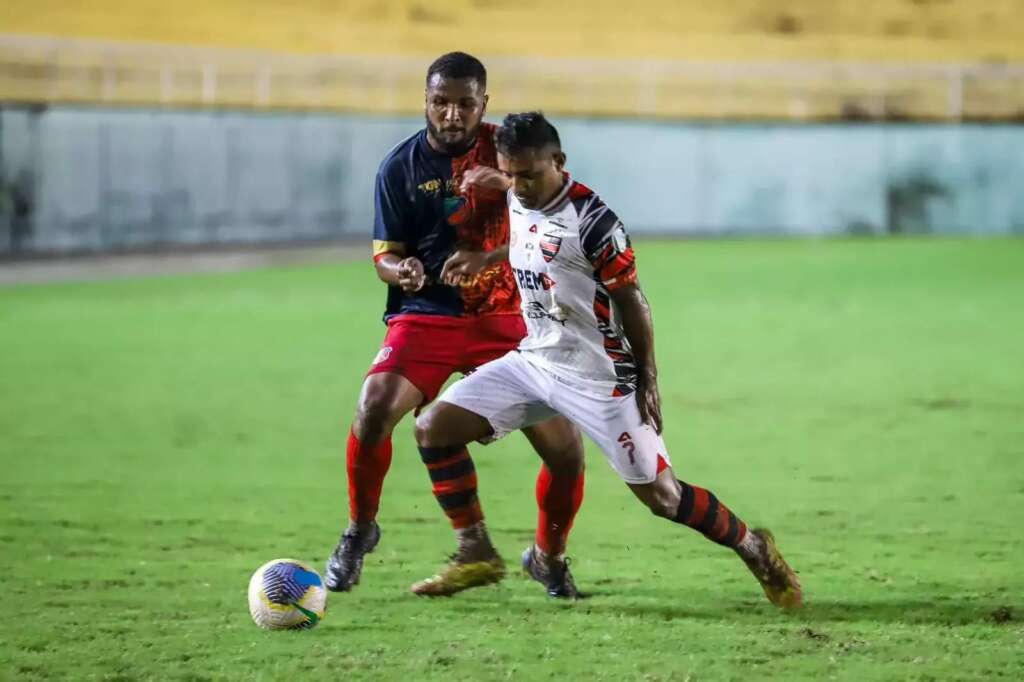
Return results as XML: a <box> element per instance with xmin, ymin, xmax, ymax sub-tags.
<box><xmin>413</xmin><ymin>112</ymin><xmax>802</xmax><ymax>607</ymax></box>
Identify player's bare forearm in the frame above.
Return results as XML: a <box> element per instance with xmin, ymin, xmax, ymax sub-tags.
<box><xmin>485</xmin><ymin>244</ymin><xmax>509</xmax><ymax>267</ymax></box>
<box><xmin>375</xmin><ymin>252</ymin><xmax>426</xmax><ymax>292</ymax></box>
<box><xmin>460</xmin><ymin>166</ymin><xmax>512</xmax><ymax>194</ymax></box>
<box><xmin>440</xmin><ymin>245</ymin><xmax>508</xmax><ymax>285</ymax></box>
<box><xmin>374</xmin><ymin>253</ymin><xmax>404</xmax><ymax>286</ymax></box>
<box><xmin>610</xmin><ymin>283</ymin><xmax>657</xmax><ymax>380</ymax></box>
<box><xmin>611</xmin><ymin>282</ymin><xmax>662</xmax><ymax>433</ymax></box>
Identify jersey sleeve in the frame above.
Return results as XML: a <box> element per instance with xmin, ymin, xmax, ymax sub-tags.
<box><xmin>578</xmin><ymin>196</ymin><xmax>637</xmax><ymax>291</ymax></box>
<box><xmin>372</xmin><ymin>167</ymin><xmax>412</xmax><ymax>263</ymax></box>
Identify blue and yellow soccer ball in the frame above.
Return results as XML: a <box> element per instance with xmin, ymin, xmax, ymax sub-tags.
<box><xmin>247</xmin><ymin>559</ymin><xmax>327</xmax><ymax>630</ymax></box>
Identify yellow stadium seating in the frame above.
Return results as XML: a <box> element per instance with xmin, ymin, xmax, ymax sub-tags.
<box><xmin>5</xmin><ymin>0</ymin><xmax>1024</xmax><ymax>63</ymax></box>
<box><xmin>2</xmin><ymin>1</ymin><xmax>1023</xmax><ymax>119</ymax></box>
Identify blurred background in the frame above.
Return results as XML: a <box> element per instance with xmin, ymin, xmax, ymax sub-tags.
<box><xmin>2</xmin><ymin>0</ymin><xmax>1023</xmax><ymax>256</ymax></box>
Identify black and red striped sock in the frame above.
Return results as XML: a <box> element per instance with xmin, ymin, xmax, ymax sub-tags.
<box><xmin>419</xmin><ymin>444</ymin><xmax>484</xmax><ymax>529</ymax></box>
<box><xmin>534</xmin><ymin>464</ymin><xmax>585</xmax><ymax>557</ymax></box>
<box><xmin>346</xmin><ymin>428</ymin><xmax>393</xmax><ymax>525</ymax></box>
<box><xmin>672</xmin><ymin>479</ymin><xmax>748</xmax><ymax>548</ymax></box>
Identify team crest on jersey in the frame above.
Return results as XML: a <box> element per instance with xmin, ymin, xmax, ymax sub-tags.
<box><xmin>539</xmin><ymin>233</ymin><xmax>563</xmax><ymax>262</ymax></box>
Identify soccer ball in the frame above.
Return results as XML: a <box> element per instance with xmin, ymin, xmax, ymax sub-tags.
<box><xmin>247</xmin><ymin>558</ymin><xmax>327</xmax><ymax>630</ymax></box>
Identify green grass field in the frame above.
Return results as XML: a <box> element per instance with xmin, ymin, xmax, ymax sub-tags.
<box><xmin>1</xmin><ymin>238</ymin><xmax>1022</xmax><ymax>681</ymax></box>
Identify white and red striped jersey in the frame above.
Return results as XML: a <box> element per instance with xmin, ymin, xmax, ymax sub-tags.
<box><xmin>507</xmin><ymin>176</ymin><xmax>639</xmax><ymax>395</ymax></box>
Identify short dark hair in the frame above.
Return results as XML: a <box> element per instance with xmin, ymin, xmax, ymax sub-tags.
<box><xmin>426</xmin><ymin>52</ymin><xmax>487</xmax><ymax>91</ymax></box>
<box><xmin>496</xmin><ymin>112</ymin><xmax>561</xmax><ymax>155</ymax></box>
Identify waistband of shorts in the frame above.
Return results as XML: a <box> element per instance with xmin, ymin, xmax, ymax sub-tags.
<box><xmin>386</xmin><ymin>313</ymin><xmax>464</xmax><ymax>328</ymax></box>
<box><xmin>388</xmin><ymin>311</ymin><xmax>522</xmax><ymax>326</ymax></box>
<box><xmin>517</xmin><ymin>350</ymin><xmax>624</xmax><ymax>392</ymax></box>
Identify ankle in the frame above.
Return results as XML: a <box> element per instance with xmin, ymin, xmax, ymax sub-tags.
<box><xmin>734</xmin><ymin>529</ymin><xmax>763</xmax><ymax>561</ymax></box>
<box><xmin>456</xmin><ymin>522</ymin><xmax>497</xmax><ymax>560</ymax></box>
<box><xmin>348</xmin><ymin>520</ymin><xmax>376</xmax><ymax>534</ymax></box>
<box><xmin>533</xmin><ymin>545</ymin><xmax>565</xmax><ymax>567</ymax></box>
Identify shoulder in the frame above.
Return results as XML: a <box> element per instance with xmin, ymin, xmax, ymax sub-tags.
<box><xmin>567</xmin><ymin>181</ymin><xmax>609</xmax><ymax>223</ymax></box>
<box><xmin>567</xmin><ymin>182</ymin><xmax>624</xmax><ymax>254</ymax></box>
<box><xmin>376</xmin><ymin>130</ymin><xmax>424</xmax><ymax>182</ymax></box>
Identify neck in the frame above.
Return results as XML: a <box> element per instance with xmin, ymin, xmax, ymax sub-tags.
<box><xmin>534</xmin><ymin>174</ymin><xmax>569</xmax><ymax>211</ymax></box>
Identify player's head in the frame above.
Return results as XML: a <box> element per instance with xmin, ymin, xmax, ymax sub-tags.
<box><xmin>424</xmin><ymin>52</ymin><xmax>488</xmax><ymax>155</ymax></box>
<box><xmin>495</xmin><ymin>112</ymin><xmax>566</xmax><ymax>210</ymax></box>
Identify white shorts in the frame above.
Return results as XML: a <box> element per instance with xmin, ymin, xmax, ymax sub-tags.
<box><xmin>437</xmin><ymin>350</ymin><xmax>670</xmax><ymax>484</ymax></box>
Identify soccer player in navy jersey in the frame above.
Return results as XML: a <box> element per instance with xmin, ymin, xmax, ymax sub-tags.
<box><xmin>325</xmin><ymin>54</ymin><xmax>586</xmax><ymax>598</ymax></box>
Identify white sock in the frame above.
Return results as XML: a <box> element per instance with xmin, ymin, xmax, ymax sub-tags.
<box><xmin>532</xmin><ymin>544</ymin><xmax>565</xmax><ymax>565</ymax></box>
<box><xmin>736</xmin><ymin>529</ymin><xmax>761</xmax><ymax>558</ymax></box>
<box><xmin>456</xmin><ymin>521</ymin><xmax>486</xmax><ymax>542</ymax></box>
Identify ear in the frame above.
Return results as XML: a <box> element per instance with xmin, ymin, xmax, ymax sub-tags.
<box><xmin>481</xmin><ymin>93</ymin><xmax>489</xmax><ymax>115</ymax></box>
<box><xmin>552</xmin><ymin>151</ymin><xmax>567</xmax><ymax>171</ymax></box>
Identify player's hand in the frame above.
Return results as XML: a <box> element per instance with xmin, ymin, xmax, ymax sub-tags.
<box><xmin>460</xmin><ymin>166</ymin><xmax>511</xmax><ymax>194</ymax></box>
<box><xmin>636</xmin><ymin>373</ymin><xmax>663</xmax><ymax>435</ymax></box>
<box><xmin>440</xmin><ymin>250</ymin><xmax>489</xmax><ymax>286</ymax></box>
<box><xmin>397</xmin><ymin>257</ymin><xmax>426</xmax><ymax>292</ymax></box>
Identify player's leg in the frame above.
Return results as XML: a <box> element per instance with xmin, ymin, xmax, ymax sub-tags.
<box><xmin>519</xmin><ymin>417</ymin><xmax>585</xmax><ymax>598</ymax></box>
<box><xmin>413</xmin><ymin>399</ymin><xmax>495</xmax><ymax>532</ymax></box>
<box><xmin>553</xmin><ymin>382</ymin><xmax>802</xmax><ymax>608</ymax></box>
<box><xmin>410</xmin><ymin>400</ymin><xmax>506</xmax><ymax>596</ymax></box>
<box><xmin>625</xmin><ymin>464</ymin><xmax>750</xmax><ymax>548</ymax></box>
<box><xmin>462</xmin><ymin>315</ymin><xmax>589</xmax><ymax>598</ymax></box>
<box><xmin>325</xmin><ymin>372</ymin><xmax>424</xmax><ymax>592</ymax></box>
<box><xmin>348</xmin><ymin>372</ymin><xmax>423</xmax><ymax>523</ymax></box>
<box><xmin>326</xmin><ymin>317</ymin><xmax>457</xmax><ymax>592</ymax></box>
<box><xmin>625</xmin><ymin>466</ymin><xmax>802</xmax><ymax>609</ymax></box>
<box><xmin>455</xmin><ymin>313</ymin><xmax>590</xmax><ymax>598</ymax></box>
<box><xmin>410</xmin><ymin>352</ymin><xmax>557</xmax><ymax>596</ymax></box>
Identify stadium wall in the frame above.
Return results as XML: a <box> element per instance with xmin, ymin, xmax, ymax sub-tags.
<box><xmin>2</xmin><ymin>106</ymin><xmax>1022</xmax><ymax>254</ymax></box>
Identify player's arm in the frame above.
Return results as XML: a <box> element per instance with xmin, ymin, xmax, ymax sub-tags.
<box><xmin>440</xmin><ymin>245</ymin><xmax>508</xmax><ymax>286</ymax></box>
<box><xmin>372</xmin><ymin>166</ymin><xmax>425</xmax><ymax>292</ymax></box>
<box><xmin>440</xmin><ymin>166</ymin><xmax>514</xmax><ymax>285</ymax></box>
<box><xmin>609</xmin><ymin>282</ymin><xmax>662</xmax><ymax>434</ymax></box>
<box><xmin>584</xmin><ymin>202</ymin><xmax>662</xmax><ymax>433</ymax></box>
<box><xmin>374</xmin><ymin>251</ymin><xmax>426</xmax><ymax>292</ymax></box>
<box><xmin>459</xmin><ymin>166</ymin><xmax>512</xmax><ymax>194</ymax></box>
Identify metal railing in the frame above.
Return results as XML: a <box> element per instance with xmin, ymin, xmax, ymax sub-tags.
<box><xmin>2</xmin><ymin>34</ymin><xmax>1024</xmax><ymax>120</ymax></box>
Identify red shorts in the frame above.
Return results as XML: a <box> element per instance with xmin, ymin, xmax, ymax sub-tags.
<box><xmin>367</xmin><ymin>313</ymin><xmax>526</xmax><ymax>404</ymax></box>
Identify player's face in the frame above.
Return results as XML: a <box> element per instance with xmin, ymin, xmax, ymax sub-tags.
<box><xmin>497</xmin><ymin>147</ymin><xmax>566</xmax><ymax>210</ymax></box>
<box><xmin>424</xmin><ymin>75</ymin><xmax>488</xmax><ymax>154</ymax></box>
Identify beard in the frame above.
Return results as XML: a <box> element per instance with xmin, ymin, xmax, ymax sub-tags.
<box><xmin>425</xmin><ymin>113</ymin><xmax>479</xmax><ymax>156</ymax></box>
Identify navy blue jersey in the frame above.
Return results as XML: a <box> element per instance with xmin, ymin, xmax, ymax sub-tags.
<box><xmin>372</xmin><ymin>123</ymin><xmax>518</xmax><ymax>322</ymax></box>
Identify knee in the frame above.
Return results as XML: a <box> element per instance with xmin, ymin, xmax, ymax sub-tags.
<box><xmin>546</xmin><ymin>441</ymin><xmax>585</xmax><ymax>477</ymax></box>
<box><xmin>413</xmin><ymin>411</ymin><xmax>443</xmax><ymax>448</ymax></box>
<box><xmin>354</xmin><ymin>392</ymin><xmax>401</xmax><ymax>442</ymax></box>
<box><xmin>533</xmin><ymin>427</ymin><xmax>586</xmax><ymax>477</ymax></box>
<box><xmin>647</xmin><ymin>485</ymin><xmax>681</xmax><ymax>520</ymax></box>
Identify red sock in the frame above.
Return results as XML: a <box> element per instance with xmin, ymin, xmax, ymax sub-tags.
<box><xmin>534</xmin><ymin>464</ymin><xmax>585</xmax><ymax>556</ymax></box>
<box><xmin>346</xmin><ymin>428</ymin><xmax>393</xmax><ymax>524</ymax></box>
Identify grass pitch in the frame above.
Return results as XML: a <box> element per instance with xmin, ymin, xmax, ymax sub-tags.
<box><xmin>1</xmin><ymin>238</ymin><xmax>1022</xmax><ymax>681</ymax></box>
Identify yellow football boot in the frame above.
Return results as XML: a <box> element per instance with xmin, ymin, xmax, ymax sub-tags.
<box><xmin>742</xmin><ymin>528</ymin><xmax>803</xmax><ymax>609</ymax></box>
<box><xmin>410</xmin><ymin>556</ymin><xmax>506</xmax><ymax>597</ymax></box>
